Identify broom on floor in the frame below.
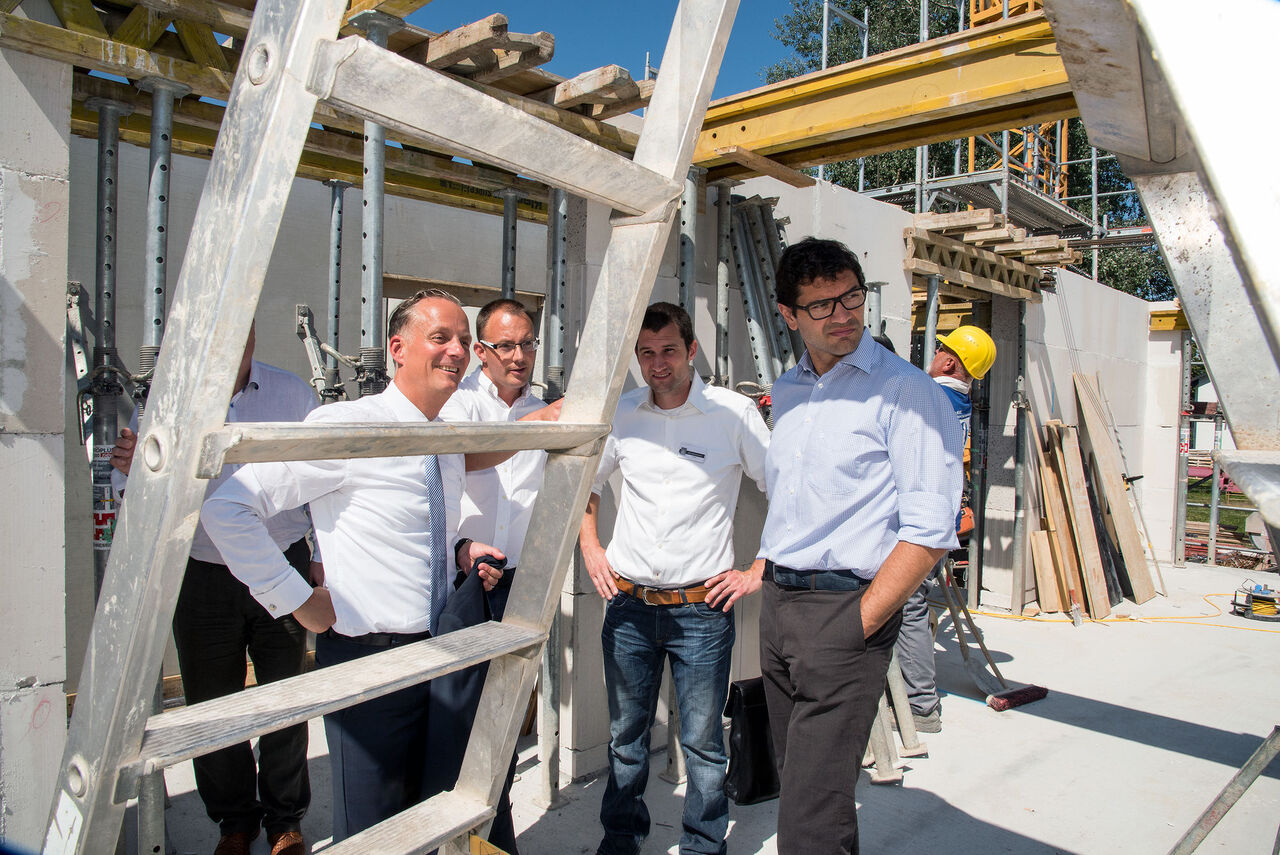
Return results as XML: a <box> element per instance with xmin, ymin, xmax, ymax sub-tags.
<box><xmin>940</xmin><ymin>560</ymin><xmax>1049</xmax><ymax>711</ymax></box>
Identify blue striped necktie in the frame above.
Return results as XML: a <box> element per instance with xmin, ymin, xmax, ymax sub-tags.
<box><xmin>424</xmin><ymin>454</ymin><xmax>448</xmax><ymax>634</ymax></box>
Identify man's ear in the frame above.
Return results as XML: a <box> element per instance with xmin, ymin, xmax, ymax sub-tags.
<box><xmin>388</xmin><ymin>334</ymin><xmax>405</xmax><ymax>369</ymax></box>
<box><xmin>687</xmin><ymin>339</ymin><xmax>699</xmax><ymax>363</ymax></box>
<box><xmin>778</xmin><ymin>303</ymin><xmax>799</xmax><ymax>331</ymax></box>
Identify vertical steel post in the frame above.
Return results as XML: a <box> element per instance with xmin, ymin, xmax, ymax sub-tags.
<box><xmin>915</xmin><ymin>0</ymin><xmax>929</xmax><ymax>213</ymax></box>
<box><xmin>84</xmin><ymin>96</ymin><xmax>132</xmax><ymax>601</ymax></box>
<box><xmin>136</xmin><ymin>80</ymin><xmax>187</xmax><ymax>418</ymax></box>
<box><xmin>678</xmin><ymin>168</ymin><xmax>703</xmax><ymax>312</ymax></box>
<box><xmin>967</xmin><ymin>304</ymin><xmax>992</xmax><ymax>607</ymax></box>
<box><xmin>1174</xmin><ymin>330</ymin><xmax>1191</xmax><ymax>566</ymax></box>
<box><xmin>1011</xmin><ymin>302</ymin><xmax>1029</xmax><ymax>612</ymax></box>
<box><xmin>922</xmin><ymin>275</ymin><xmax>940</xmax><ymax>368</ymax></box>
<box><xmin>350</xmin><ymin>11</ymin><xmax>402</xmax><ymax>397</ymax></box>
<box><xmin>866</xmin><ymin>281</ymin><xmax>883</xmax><ymax>341</ymax></box>
<box><xmin>325</xmin><ymin>179</ymin><xmax>350</xmax><ymax>388</ymax></box>
<box><xmin>1000</xmin><ymin>130</ymin><xmax>1011</xmax><ymax>216</ymax></box>
<box><xmin>818</xmin><ymin>0</ymin><xmax>830</xmax><ymax>183</ymax></box>
<box><xmin>535</xmin><ymin>188</ymin><xmax>567</xmax><ymax>810</ymax></box>
<box><xmin>1208</xmin><ymin>416</ymin><xmax>1223</xmax><ymax>566</ymax></box>
<box><xmin>1090</xmin><ymin>144</ymin><xmax>1101</xmax><ymax>280</ymax></box>
<box><xmin>499</xmin><ymin>187</ymin><xmax>520</xmax><ymax>300</ymax></box>
<box><xmin>714</xmin><ymin>182</ymin><xmax>732</xmax><ymax>385</ymax></box>
<box><xmin>545</xmin><ymin>189</ymin><xmax>568</xmax><ymax>401</ymax></box>
<box><xmin>137</xmin><ymin>78</ymin><xmax>188</xmax><ymax>855</ymax></box>
<box><xmin>743</xmin><ymin>202</ymin><xmax>794</xmax><ymax>369</ymax></box>
<box><xmin>729</xmin><ymin>208</ymin><xmax>779</xmax><ymax>385</ymax></box>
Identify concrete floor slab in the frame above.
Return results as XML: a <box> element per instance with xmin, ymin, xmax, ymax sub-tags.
<box><xmin>142</xmin><ymin>562</ymin><xmax>1279</xmax><ymax>854</ymax></box>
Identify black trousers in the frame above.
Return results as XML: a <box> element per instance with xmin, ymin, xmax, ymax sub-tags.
<box><xmin>172</xmin><ymin>539</ymin><xmax>312</xmax><ymax>838</ymax></box>
<box><xmin>760</xmin><ymin>578</ymin><xmax>902</xmax><ymax>855</ymax></box>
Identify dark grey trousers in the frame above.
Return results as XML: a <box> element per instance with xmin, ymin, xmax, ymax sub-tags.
<box><xmin>760</xmin><ymin>578</ymin><xmax>902</xmax><ymax>855</ymax></box>
<box><xmin>893</xmin><ymin>562</ymin><xmax>943</xmax><ymax>716</ymax></box>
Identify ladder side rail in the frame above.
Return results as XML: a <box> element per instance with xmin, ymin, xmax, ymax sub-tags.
<box><xmin>305</xmin><ymin>37</ymin><xmax>680</xmax><ymax>217</ymax></box>
<box><xmin>440</xmin><ymin>3</ymin><xmax>742</xmax><ymax>850</ymax></box>
<box><xmin>201</xmin><ymin>420</ymin><xmax>609</xmax><ymax>475</ymax></box>
<box><xmin>43</xmin><ymin>0</ymin><xmax>348</xmax><ymax>850</ymax></box>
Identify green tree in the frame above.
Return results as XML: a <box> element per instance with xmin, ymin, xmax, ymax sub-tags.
<box><xmin>765</xmin><ymin>0</ymin><xmax>1175</xmax><ymax>300</ymax></box>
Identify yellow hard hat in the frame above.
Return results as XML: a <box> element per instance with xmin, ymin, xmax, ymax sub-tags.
<box><xmin>936</xmin><ymin>325</ymin><xmax>997</xmax><ymax>380</ymax></box>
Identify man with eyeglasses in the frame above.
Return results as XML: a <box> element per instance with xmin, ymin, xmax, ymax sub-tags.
<box><xmin>749</xmin><ymin>238</ymin><xmax>964</xmax><ymax>855</ymax></box>
<box><xmin>435</xmin><ymin>298</ymin><xmax>557</xmax><ymax>853</ymax></box>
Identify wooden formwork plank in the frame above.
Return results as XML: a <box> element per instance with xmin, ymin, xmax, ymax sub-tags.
<box><xmin>400</xmin><ymin>13</ymin><xmax>508</xmax><ymax>69</ymax></box>
<box><xmin>48</xmin><ymin>0</ymin><xmax>109</xmax><ymax>37</ymax></box>
<box><xmin>1073</xmin><ymin>374</ymin><xmax>1157</xmax><ymax>603</ymax></box>
<box><xmin>1039</xmin><ymin>460</ymin><xmax>1084</xmax><ymax>613</ymax></box>
<box><xmin>1048</xmin><ymin>421</ymin><xmax>1111</xmax><ymax>619</ymax></box>
<box><xmin>715</xmin><ymin>145</ymin><xmax>815</xmax><ymax>188</ymax></box>
<box><xmin>173</xmin><ymin>19</ymin><xmax>232</xmax><ymax>71</ymax></box>
<box><xmin>112</xmin><ymin>5</ymin><xmax>171</xmax><ymax>49</ymax></box>
<box><xmin>1030</xmin><ymin>530</ymin><xmax>1063</xmax><ymax>613</ymax></box>
<box><xmin>915</xmin><ymin>208</ymin><xmax>998</xmax><ymax>231</ymax></box>
<box><xmin>134</xmin><ymin>0</ymin><xmax>253</xmax><ymax>40</ymax></box>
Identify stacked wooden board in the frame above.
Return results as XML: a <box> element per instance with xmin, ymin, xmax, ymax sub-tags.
<box><xmin>914</xmin><ymin>208</ymin><xmax>1084</xmax><ymax>270</ymax></box>
<box><xmin>1023</xmin><ymin>375</ymin><xmax>1162</xmax><ymax>618</ymax></box>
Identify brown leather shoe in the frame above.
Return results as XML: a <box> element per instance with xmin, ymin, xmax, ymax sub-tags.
<box><xmin>268</xmin><ymin>829</ymin><xmax>306</xmax><ymax>855</ymax></box>
<box><xmin>213</xmin><ymin>831</ymin><xmax>257</xmax><ymax>855</ymax></box>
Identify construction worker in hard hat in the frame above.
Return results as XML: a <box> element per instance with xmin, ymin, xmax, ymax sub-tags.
<box><xmin>894</xmin><ymin>323</ymin><xmax>997</xmax><ymax>734</ymax></box>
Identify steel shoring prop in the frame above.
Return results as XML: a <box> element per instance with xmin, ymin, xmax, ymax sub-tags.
<box><xmin>742</xmin><ymin>201</ymin><xmax>795</xmax><ymax>370</ymax></box>
<box><xmin>324</xmin><ymin>178</ymin><xmax>350</xmax><ymax>398</ymax></box>
<box><xmin>678</xmin><ymin>167</ymin><xmax>703</xmax><ymax>312</ymax></box>
<box><xmin>922</xmin><ymin>275</ymin><xmax>939</xmax><ymax>368</ymax></box>
<box><xmin>349</xmin><ymin>10</ymin><xmax>402</xmax><ymax>397</ymax></box>
<box><xmin>499</xmin><ymin>186</ymin><xmax>520</xmax><ymax>300</ymax></box>
<box><xmin>735</xmin><ymin>204</ymin><xmax>785</xmax><ymax>373</ymax></box>
<box><xmin>136</xmin><ymin>74</ymin><xmax>190</xmax><ymax>855</ymax></box>
<box><xmin>136</xmin><ymin>78</ymin><xmax>188</xmax><ymax>417</ymax></box>
<box><xmin>43</xmin><ymin>0</ymin><xmax>348</xmax><ymax>847</ymax></box>
<box><xmin>83</xmin><ymin>96</ymin><xmax>131</xmax><ymax>604</ymax></box>
<box><xmin>422</xmin><ymin>3</ymin><xmax>740</xmax><ymax>850</ymax></box>
<box><xmin>728</xmin><ymin>206</ymin><xmax>780</xmax><ymax>385</ymax></box>
<box><xmin>712</xmin><ymin>181</ymin><xmax>733</xmax><ymax>385</ymax></box>
<box><xmin>536</xmin><ymin>187</ymin><xmax>568</xmax><ymax>812</ymax></box>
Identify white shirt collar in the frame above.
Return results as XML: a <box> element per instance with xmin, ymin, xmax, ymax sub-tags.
<box><xmin>934</xmin><ymin>374</ymin><xmax>972</xmax><ymax>395</ymax></box>
<box><xmin>476</xmin><ymin>367</ymin><xmax>531</xmax><ymax>408</ymax></box>
<box><xmin>638</xmin><ymin>372</ymin><xmax>709</xmax><ymax>415</ymax></box>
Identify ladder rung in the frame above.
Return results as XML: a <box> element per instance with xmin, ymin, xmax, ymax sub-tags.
<box><xmin>198</xmin><ymin>420</ymin><xmax>608</xmax><ymax>477</ymax></box>
<box><xmin>323</xmin><ymin>790</ymin><xmax>494</xmax><ymax>855</ymax></box>
<box><xmin>306</xmin><ymin>37</ymin><xmax>681</xmax><ymax>216</ymax></box>
<box><xmin>136</xmin><ymin>621</ymin><xmax>543</xmax><ymax>773</ymax></box>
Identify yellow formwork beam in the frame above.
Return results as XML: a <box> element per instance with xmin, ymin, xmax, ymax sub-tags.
<box><xmin>694</xmin><ymin>11</ymin><xmax>1077</xmax><ymax>181</ymax></box>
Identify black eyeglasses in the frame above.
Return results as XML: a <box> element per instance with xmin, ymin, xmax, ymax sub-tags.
<box><xmin>793</xmin><ymin>285</ymin><xmax>867</xmax><ymax>320</ymax></box>
<box><xmin>479</xmin><ymin>338</ymin><xmax>540</xmax><ymax>356</ymax></box>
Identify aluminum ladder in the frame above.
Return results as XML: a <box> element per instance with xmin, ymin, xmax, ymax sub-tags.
<box><xmin>42</xmin><ymin>0</ymin><xmax>739</xmax><ymax>850</ymax></box>
<box><xmin>1043</xmin><ymin>0</ymin><xmax>1280</xmax><ymax>562</ymax></box>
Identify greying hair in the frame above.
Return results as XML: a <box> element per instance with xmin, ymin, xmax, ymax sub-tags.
<box><xmin>388</xmin><ymin>288</ymin><xmax>462</xmax><ymax>338</ymax></box>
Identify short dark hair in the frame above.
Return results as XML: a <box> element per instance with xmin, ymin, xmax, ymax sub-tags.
<box><xmin>387</xmin><ymin>288</ymin><xmax>461</xmax><ymax>339</ymax></box>
<box><xmin>476</xmin><ymin>298</ymin><xmax>535</xmax><ymax>341</ymax></box>
<box><xmin>774</xmin><ymin>237</ymin><xmax>865</xmax><ymax>308</ymax></box>
<box><xmin>640</xmin><ymin>301</ymin><xmax>694</xmax><ymax>348</ymax></box>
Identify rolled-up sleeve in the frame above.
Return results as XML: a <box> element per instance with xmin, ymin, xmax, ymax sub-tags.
<box><xmin>887</xmin><ymin>378</ymin><xmax>965</xmax><ymax>551</ymax></box>
<box><xmin>203</xmin><ymin>455</ymin><xmax>347</xmax><ymax>618</ymax></box>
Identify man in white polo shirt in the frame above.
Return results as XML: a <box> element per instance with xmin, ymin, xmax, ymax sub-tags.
<box><xmin>579</xmin><ymin>301</ymin><xmax>771</xmax><ymax>855</ymax></box>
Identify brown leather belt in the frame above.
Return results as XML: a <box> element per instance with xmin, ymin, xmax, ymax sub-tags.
<box><xmin>614</xmin><ymin>575</ymin><xmax>710</xmax><ymax>606</ymax></box>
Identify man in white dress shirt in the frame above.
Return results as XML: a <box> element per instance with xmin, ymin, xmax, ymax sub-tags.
<box><xmin>203</xmin><ymin>290</ymin><xmax>506</xmax><ymax>842</ymax></box>
<box><xmin>111</xmin><ymin>324</ymin><xmax>317</xmax><ymax>855</ymax></box>
<box><xmin>441</xmin><ymin>298</ymin><xmax>548</xmax><ymax>571</ymax></box>
<box><xmin>579</xmin><ymin>302</ymin><xmax>771</xmax><ymax>855</ymax></box>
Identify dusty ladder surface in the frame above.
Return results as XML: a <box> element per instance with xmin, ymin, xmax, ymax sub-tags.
<box><xmin>42</xmin><ymin>0</ymin><xmax>739</xmax><ymax>851</ymax></box>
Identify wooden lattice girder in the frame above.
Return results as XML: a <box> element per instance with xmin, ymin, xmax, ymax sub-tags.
<box><xmin>904</xmin><ymin>226</ymin><xmax>1043</xmax><ymax>302</ymax></box>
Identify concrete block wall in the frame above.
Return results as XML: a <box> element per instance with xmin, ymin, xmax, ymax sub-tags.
<box><xmin>0</xmin><ymin>11</ymin><xmax>71</xmax><ymax>846</ymax></box>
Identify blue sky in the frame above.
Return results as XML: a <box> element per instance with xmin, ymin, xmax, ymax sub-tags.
<box><xmin>405</xmin><ymin>1</ymin><xmax>797</xmax><ymax>100</ymax></box>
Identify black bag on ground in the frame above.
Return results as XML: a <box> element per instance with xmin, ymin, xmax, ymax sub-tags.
<box><xmin>723</xmin><ymin>676</ymin><xmax>780</xmax><ymax>805</ymax></box>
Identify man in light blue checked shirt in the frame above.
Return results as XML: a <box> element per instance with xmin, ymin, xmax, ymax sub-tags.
<box><xmin>752</xmin><ymin>237</ymin><xmax>965</xmax><ymax>855</ymax></box>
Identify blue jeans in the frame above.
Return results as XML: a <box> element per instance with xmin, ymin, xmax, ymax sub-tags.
<box><xmin>599</xmin><ymin>593</ymin><xmax>735</xmax><ymax>855</ymax></box>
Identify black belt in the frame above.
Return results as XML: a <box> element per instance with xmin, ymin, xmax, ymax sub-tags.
<box><xmin>322</xmin><ymin>628</ymin><xmax>432</xmax><ymax>647</ymax></box>
<box><xmin>765</xmin><ymin>560</ymin><xmax>870</xmax><ymax>592</ymax></box>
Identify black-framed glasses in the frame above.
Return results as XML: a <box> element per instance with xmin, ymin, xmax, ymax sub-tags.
<box><xmin>479</xmin><ymin>338</ymin><xmax>540</xmax><ymax>356</ymax></box>
<box><xmin>793</xmin><ymin>285</ymin><xmax>867</xmax><ymax>320</ymax></box>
